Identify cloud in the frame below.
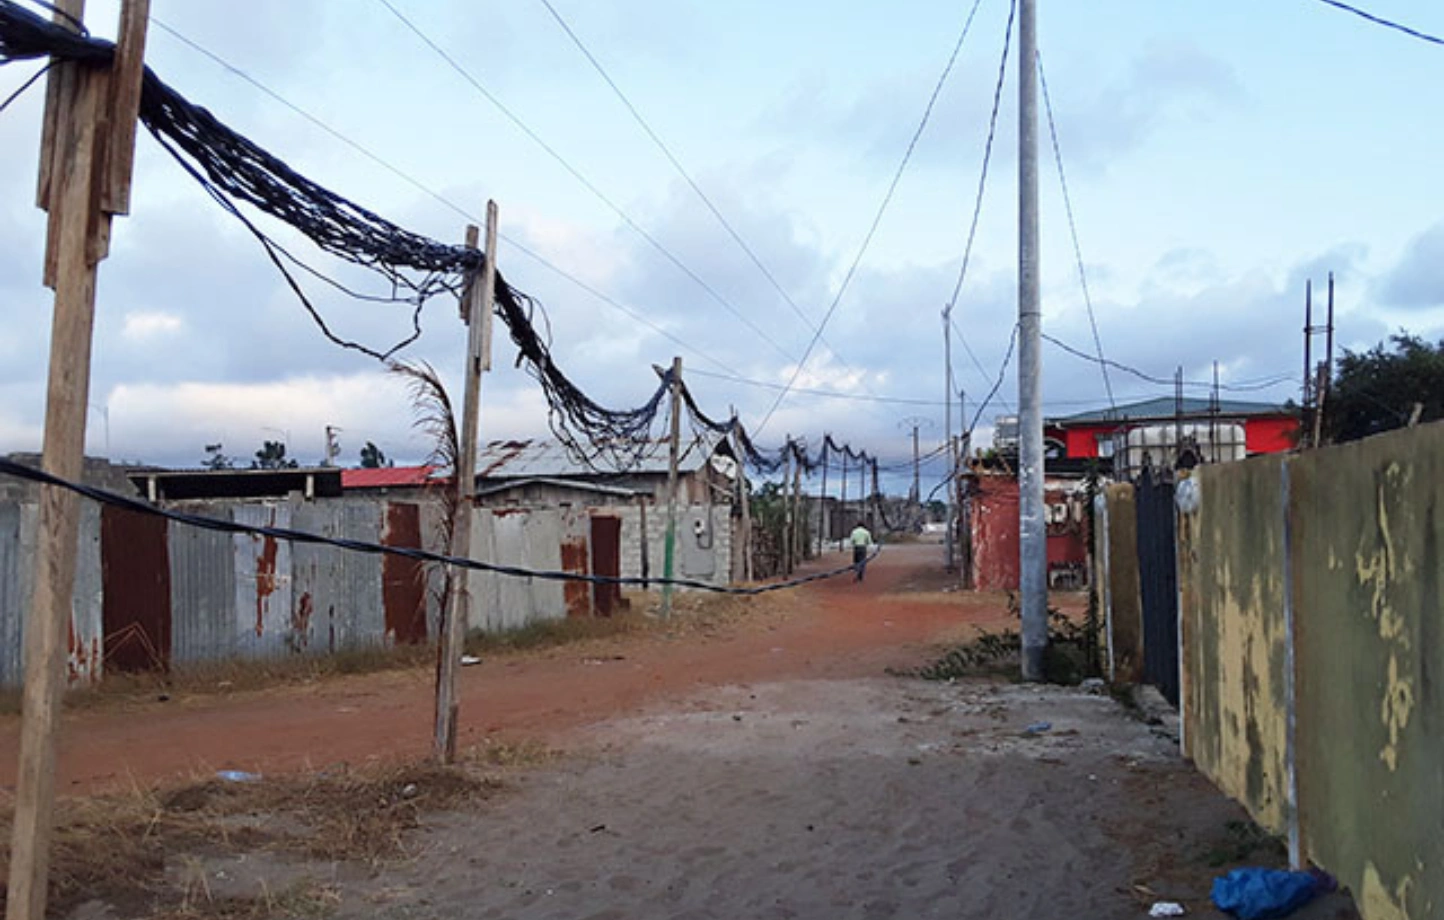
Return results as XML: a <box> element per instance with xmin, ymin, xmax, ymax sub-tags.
<box><xmin>765</xmin><ymin>35</ymin><xmax>1244</xmax><ymax>178</ymax></box>
<box><xmin>121</xmin><ymin>311</ymin><xmax>184</xmax><ymax>342</ymax></box>
<box><xmin>1379</xmin><ymin>221</ymin><xmax>1444</xmax><ymax>309</ymax></box>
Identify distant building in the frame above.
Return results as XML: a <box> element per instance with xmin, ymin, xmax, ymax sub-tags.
<box><xmin>1044</xmin><ymin>396</ymin><xmax>1298</xmax><ymax>475</ymax></box>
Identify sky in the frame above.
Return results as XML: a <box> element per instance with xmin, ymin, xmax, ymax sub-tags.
<box><xmin>2</xmin><ymin>0</ymin><xmax>1442</xmax><ymax>495</ymax></box>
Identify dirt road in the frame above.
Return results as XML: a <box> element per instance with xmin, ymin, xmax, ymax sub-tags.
<box><xmin>0</xmin><ymin>544</ymin><xmax>1009</xmax><ymax>794</ymax></box>
<box><xmin>3</xmin><ymin>545</ymin><xmax>1359</xmax><ymax>919</ymax></box>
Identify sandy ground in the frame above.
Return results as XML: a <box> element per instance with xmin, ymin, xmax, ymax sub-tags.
<box><xmin>320</xmin><ymin>678</ymin><xmax>1356</xmax><ymax>920</ymax></box>
<box><xmin>2</xmin><ymin>546</ymin><xmax>1360</xmax><ymax>918</ymax></box>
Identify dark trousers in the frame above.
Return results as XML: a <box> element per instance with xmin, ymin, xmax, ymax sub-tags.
<box><xmin>853</xmin><ymin>545</ymin><xmax>868</xmax><ymax>581</ymax></box>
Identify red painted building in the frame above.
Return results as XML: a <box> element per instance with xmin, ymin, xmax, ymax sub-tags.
<box><xmin>1044</xmin><ymin>397</ymin><xmax>1298</xmax><ymax>462</ymax></box>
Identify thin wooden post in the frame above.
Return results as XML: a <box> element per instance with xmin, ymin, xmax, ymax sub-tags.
<box><xmin>435</xmin><ymin>201</ymin><xmax>496</xmax><ymax>765</ymax></box>
<box><xmin>661</xmin><ymin>356</ymin><xmax>682</xmax><ymax>617</ymax></box>
<box><xmin>871</xmin><ymin>458</ymin><xmax>881</xmax><ymax>535</ymax></box>
<box><xmin>9</xmin><ymin>4</ymin><xmax>149</xmax><ymax>919</ymax></box>
<box><xmin>839</xmin><ymin>450</ymin><xmax>849</xmax><ymax>553</ymax></box>
<box><xmin>818</xmin><ymin>438</ymin><xmax>829</xmax><ymax>555</ymax></box>
<box><xmin>791</xmin><ymin>445</ymin><xmax>803</xmax><ymax>566</ymax></box>
<box><xmin>731</xmin><ymin>417</ymin><xmax>752</xmax><ymax>583</ymax></box>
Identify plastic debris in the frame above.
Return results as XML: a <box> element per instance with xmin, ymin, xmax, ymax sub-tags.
<box><xmin>1211</xmin><ymin>868</ymin><xmax>1333</xmax><ymax>920</ymax></box>
<box><xmin>216</xmin><ymin>770</ymin><xmax>261</xmax><ymax>783</ymax></box>
<box><xmin>1080</xmin><ymin>677</ymin><xmax>1107</xmax><ymax>694</ymax></box>
<box><xmin>1023</xmin><ymin>721</ymin><xmax>1053</xmax><ymax>734</ymax></box>
<box><xmin>1149</xmin><ymin>902</ymin><xmax>1186</xmax><ymax>917</ymax></box>
<box><xmin>460</xmin><ymin>655</ymin><xmax>482</xmax><ymax>666</ymax></box>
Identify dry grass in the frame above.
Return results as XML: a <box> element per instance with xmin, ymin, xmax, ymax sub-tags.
<box><xmin>0</xmin><ymin>759</ymin><xmax>501</xmax><ymax>919</ymax></box>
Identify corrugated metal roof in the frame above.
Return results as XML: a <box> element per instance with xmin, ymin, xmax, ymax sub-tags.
<box><xmin>473</xmin><ymin>477</ymin><xmax>642</xmax><ymax>499</ymax></box>
<box><xmin>1051</xmin><ymin>396</ymin><xmax>1289</xmax><ymax>425</ymax></box>
<box><xmin>340</xmin><ymin>466</ymin><xmax>441</xmax><ymax>489</ymax></box>
<box><xmin>475</xmin><ymin>434</ymin><xmax>723</xmax><ymax>479</ymax></box>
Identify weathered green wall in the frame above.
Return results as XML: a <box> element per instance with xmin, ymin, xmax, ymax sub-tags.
<box><xmin>1183</xmin><ymin>455</ymin><xmax>1292</xmax><ymax>835</ymax></box>
<box><xmin>1102</xmin><ymin>483</ymin><xmax>1143</xmax><ymax>683</ymax></box>
<box><xmin>1291</xmin><ymin>424</ymin><xmax>1443</xmax><ymax>920</ymax></box>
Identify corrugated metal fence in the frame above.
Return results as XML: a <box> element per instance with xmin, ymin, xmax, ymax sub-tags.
<box><xmin>0</xmin><ymin>496</ymin><xmax>617</xmax><ymax>689</ymax></box>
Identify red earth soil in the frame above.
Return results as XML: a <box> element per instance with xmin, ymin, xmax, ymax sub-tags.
<box><xmin>0</xmin><ymin>544</ymin><xmax>1035</xmax><ymax>796</ymax></box>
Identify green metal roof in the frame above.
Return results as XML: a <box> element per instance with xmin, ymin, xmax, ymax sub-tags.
<box><xmin>1051</xmin><ymin>396</ymin><xmax>1290</xmax><ymax>425</ymax></box>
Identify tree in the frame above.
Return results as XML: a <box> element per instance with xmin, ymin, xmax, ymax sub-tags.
<box><xmin>359</xmin><ymin>440</ymin><xmax>390</xmax><ymax>469</ymax></box>
<box><xmin>251</xmin><ymin>440</ymin><xmax>299</xmax><ymax>470</ymax></box>
<box><xmin>201</xmin><ymin>443</ymin><xmax>234</xmax><ymax>470</ymax></box>
<box><xmin>1325</xmin><ymin>333</ymin><xmax>1444</xmax><ymax>443</ymax></box>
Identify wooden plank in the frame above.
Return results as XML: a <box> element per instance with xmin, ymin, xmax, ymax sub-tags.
<box><xmin>7</xmin><ymin>4</ymin><xmax>149</xmax><ymax>918</ymax></box>
<box><xmin>435</xmin><ymin>202</ymin><xmax>497</xmax><ymax>764</ymax></box>
<box><xmin>101</xmin><ymin>0</ymin><xmax>150</xmax><ymax>215</ymax></box>
<box><xmin>6</xmin><ymin>57</ymin><xmax>107</xmax><ymax>920</ymax></box>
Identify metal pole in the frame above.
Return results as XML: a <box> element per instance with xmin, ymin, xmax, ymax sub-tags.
<box><xmin>1017</xmin><ymin>0</ymin><xmax>1048</xmax><ymax>682</ymax></box>
<box><xmin>1316</xmin><ymin>273</ymin><xmax>1335</xmax><ymax>446</ymax></box>
<box><xmin>791</xmin><ymin>446</ymin><xmax>803</xmax><ymax>567</ymax></box>
<box><xmin>839</xmin><ymin>450</ymin><xmax>848</xmax><ymax>552</ymax></box>
<box><xmin>661</xmin><ymin>356</ymin><xmax>682</xmax><ymax>617</ymax></box>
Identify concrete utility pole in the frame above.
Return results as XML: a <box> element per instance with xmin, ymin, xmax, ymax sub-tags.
<box><xmin>944</xmin><ymin>306</ymin><xmax>955</xmax><ymax>571</ymax></box>
<box><xmin>435</xmin><ymin>201</ymin><xmax>496</xmax><ymax>764</ymax></box>
<box><xmin>661</xmin><ymin>355</ymin><xmax>683</xmax><ymax>617</ymax></box>
<box><xmin>8</xmin><ymin>3</ymin><xmax>151</xmax><ymax>919</ymax></box>
<box><xmin>1017</xmin><ymin>0</ymin><xmax>1048</xmax><ymax>682</ymax></box>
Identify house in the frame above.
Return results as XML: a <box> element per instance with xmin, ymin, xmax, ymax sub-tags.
<box><xmin>1044</xmin><ymin>397</ymin><xmax>1298</xmax><ymax>475</ymax></box>
<box><xmin>470</xmin><ymin>434</ymin><xmax>742</xmax><ymax>591</ymax></box>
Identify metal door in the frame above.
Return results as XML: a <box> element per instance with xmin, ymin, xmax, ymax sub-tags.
<box><xmin>590</xmin><ymin>515</ymin><xmax>622</xmax><ymax>617</ymax></box>
<box><xmin>382</xmin><ymin>502</ymin><xmax>428</xmax><ymax>644</ymax></box>
<box><xmin>101</xmin><ymin>504</ymin><xmax>172</xmax><ymax>673</ymax></box>
<box><xmin>1134</xmin><ymin>466</ymin><xmax>1179</xmax><ymax>705</ymax></box>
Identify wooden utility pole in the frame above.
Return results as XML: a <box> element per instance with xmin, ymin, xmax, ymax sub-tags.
<box><xmin>791</xmin><ymin>445</ymin><xmax>803</xmax><ymax>565</ymax></box>
<box><xmin>1302</xmin><ymin>280</ymin><xmax>1314</xmax><ymax>449</ymax></box>
<box><xmin>782</xmin><ymin>438</ymin><xmax>795</xmax><ymax>574</ymax></box>
<box><xmin>730</xmin><ymin>412</ymin><xmax>752</xmax><ymax>582</ymax></box>
<box><xmin>661</xmin><ymin>356</ymin><xmax>683</xmax><ymax>617</ymax></box>
<box><xmin>818</xmin><ymin>438</ymin><xmax>829</xmax><ymax>555</ymax></box>
<box><xmin>871</xmin><ymin>458</ymin><xmax>881</xmax><ymax>535</ymax></box>
<box><xmin>8</xmin><ymin>3</ymin><xmax>150</xmax><ymax>919</ymax></box>
<box><xmin>434</xmin><ymin>201</ymin><xmax>496</xmax><ymax>764</ymax></box>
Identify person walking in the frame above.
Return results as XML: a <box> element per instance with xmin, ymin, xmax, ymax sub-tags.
<box><xmin>849</xmin><ymin>521</ymin><xmax>874</xmax><ymax>582</ymax></box>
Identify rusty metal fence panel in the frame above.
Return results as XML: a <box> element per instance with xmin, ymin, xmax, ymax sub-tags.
<box><xmin>231</xmin><ymin>503</ymin><xmax>294</xmax><ymax>659</ymax></box>
<box><xmin>168</xmin><ymin>503</ymin><xmax>238</xmax><ymax>667</ymax></box>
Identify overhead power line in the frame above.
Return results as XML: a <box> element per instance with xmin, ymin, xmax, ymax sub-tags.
<box><xmin>1041</xmin><ymin>332</ymin><xmax>1294</xmax><ymax>392</ymax></box>
<box><xmin>944</xmin><ymin>0</ymin><xmax>1017</xmax><ymax>414</ymax></box>
<box><xmin>1037</xmin><ymin>50</ymin><xmax>1114</xmax><ymax>410</ymax></box>
<box><xmin>754</xmin><ymin>0</ymin><xmax>989</xmax><ymax>435</ymax></box>
<box><xmin>1309</xmin><ymin>0</ymin><xmax>1444</xmax><ymax>46</ymax></box>
<box><xmin>149</xmin><ymin>18</ymin><xmax>745</xmax><ymax>379</ymax></box>
<box><xmin>375</xmin><ymin>0</ymin><xmax>799</xmax><ymax>364</ymax></box>
<box><xmin>533</xmin><ymin>0</ymin><xmax>858</xmax><ymax>374</ymax></box>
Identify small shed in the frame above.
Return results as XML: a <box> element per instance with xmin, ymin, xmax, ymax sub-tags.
<box><xmin>472</xmin><ymin>434</ymin><xmax>741</xmax><ymax>588</ymax></box>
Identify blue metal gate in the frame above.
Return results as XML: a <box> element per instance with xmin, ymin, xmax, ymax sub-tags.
<box><xmin>1134</xmin><ymin>466</ymin><xmax>1179</xmax><ymax>705</ymax></box>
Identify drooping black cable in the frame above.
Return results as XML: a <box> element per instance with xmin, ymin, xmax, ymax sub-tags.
<box><xmin>0</xmin><ymin>0</ymin><xmax>673</xmax><ymax>469</ymax></box>
<box><xmin>0</xmin><ymin>457</ymin><xmax>877</xmax><ymax>594</ymax></box>
<box><xmin>0</xmin><ymin>56</ymin><xmax>45</xmax><ymax>113</ymax></box>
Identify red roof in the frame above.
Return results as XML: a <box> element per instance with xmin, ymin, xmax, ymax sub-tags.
<box><xmin>340</xmin><ymin>466</ymin><xmax>441</xmax><ymax>489</ymax></box>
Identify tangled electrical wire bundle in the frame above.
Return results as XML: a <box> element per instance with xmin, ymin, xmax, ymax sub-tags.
<box><xmin>0</xmin><ymin>0</ymin><xmax>670</xmax><ymax>469</ymax></box>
